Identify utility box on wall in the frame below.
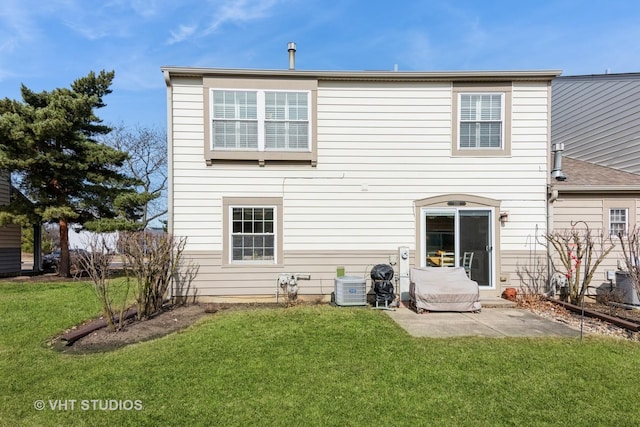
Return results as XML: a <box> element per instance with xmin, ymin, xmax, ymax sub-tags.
<box><xmin>334</xmin><ymin>276</ymin><xmax>367</xmax><ymax>306</ymax></box>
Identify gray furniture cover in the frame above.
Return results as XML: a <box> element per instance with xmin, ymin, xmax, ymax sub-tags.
<box><xmin>409</xmin><ymin>267</ymin><xmax>481</xmax><ymax>312</ymax></box>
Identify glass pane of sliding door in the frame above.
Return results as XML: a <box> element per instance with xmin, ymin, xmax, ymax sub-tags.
<box><xmin>459</xmin><ymin>210</ymin><xmax>491</xmax><ymax>287</ymax></box>
<box><xmin>425</xmin><ymin>211</ymin><xmax>455</xmax><ymax>267</ymax></box>
<box><xmin>423</xmin><ymin>208</ymin><xmax>493</xmax><ymax>288</ymax></box>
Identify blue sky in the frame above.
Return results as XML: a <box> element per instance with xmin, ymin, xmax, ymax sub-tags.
<box><xmin>1</xmin><ymin>0</ymin><xmax>640</xmax><ymax>129</ymax></box>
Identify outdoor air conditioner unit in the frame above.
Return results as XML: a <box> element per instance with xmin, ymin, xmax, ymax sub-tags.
<box><xmin>615</xmin><ymin>271</ymin><xmax>640</xmax><ymax>306</ymax></box>
<box><xmin>334</xmin><ymin>276</ymin><xmax>367</xmax><ymax>306</ymax></box>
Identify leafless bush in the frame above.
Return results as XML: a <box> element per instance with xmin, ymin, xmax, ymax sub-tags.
<box><xmin>173</xmin><ymin>258</ymin><xmax>199</xmax><ymax>305</ymax></box>
<box><xmin>516</xmin><ymin>254</ymin><xmax>548</xmax><ymax>301</ymax></box>
<box><xmin>119</xmin><ymin>231</ymin><xmax>188</xmax><ymax>320</ymax></box>
<box><xmin>78</xmin><ymin>234</ymin><xmax>130</xmax><ymax>332</ymax></box>
<box><xmin>543</xmin><ymin>221</ymin><xmax>615</xmax><ymax>305</ymax></box>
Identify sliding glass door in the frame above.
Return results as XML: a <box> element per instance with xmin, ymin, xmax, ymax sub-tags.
<box><xmin>423</xmin><ymin>208</ymin><xmax>493</xmax><ymax>287</ymax></box>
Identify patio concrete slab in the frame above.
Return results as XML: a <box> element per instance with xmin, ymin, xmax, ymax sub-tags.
<box><xmin>385</xmin><ymin>306</ymin><xmax>581</xmax><ymax>338</ymax></box>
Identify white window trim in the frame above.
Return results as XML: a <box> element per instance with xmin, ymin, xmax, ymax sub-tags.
<box><xmin>457</xmin><ymin>92</ymin><xmax>505</xmax><ymax>150</ymax></box>
<box><xmin>210</xmin><ymin>88</ymin><xmax>312</xmax><ymax>153</ymax></box>
<box><xmin>609</xmin><ymin>207</ymin><xmax>629</xmax><ymax>236</ymax></box>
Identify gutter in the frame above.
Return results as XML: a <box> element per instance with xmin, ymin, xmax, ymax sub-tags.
<box><xmin>552</xmin><ymin>185</ymin><xmax>640</xmax><ymax>193</ymax></box>
<box><xmin>159</xmin><ymin>66</ymin><xmax>562</xmax><ymax>82</ymax></box>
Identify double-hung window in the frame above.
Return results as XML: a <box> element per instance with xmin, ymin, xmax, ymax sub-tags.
<box><xmin>212</xmin><ymin>91</ymin><xmax>258</xmax><ymax>150</ymax></box>
<box><xmin>223</xmin><ymin>197</ymin><xmax>283</xmax><ymax>266</ymax></box>
<box><xmin>264</xmin><ymin>91</ymin><xmax>309</xmax><ymax>150</ymax></box>
<box><xmin>210</xmin><ymin>89</ymin><xmax>311</xmax><ymax>153</ymax></box>
<box><xmin>231</xmin><ymin>206</ymin><xmax>275</xmax><ymax>262</ymax></box>
<box><xmin>452</xmin><ymin>83</ymin><xmax>512</xmax><ymax>156</ymax></box>
<box><xmin>459</xmin><ymin>93</ymin><xmax>504</xmax><ymax>149</ymax></box>
<box><xmin>609</xmin><ymin>208</ymin><xmax>628</xmax><ymax>236</ymax></box>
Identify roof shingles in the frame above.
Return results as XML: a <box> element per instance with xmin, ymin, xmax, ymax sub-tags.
<box><xmin>555</xmin><ymin>157</ymin><xmax>640</xmax><ymax>187</ymax></box>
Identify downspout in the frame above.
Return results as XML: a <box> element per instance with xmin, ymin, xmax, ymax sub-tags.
<box><xmin>547</xmin><ymin>188</ymin><xmax>558</xmax><ymax>232</ymax></box>
<box><xmin>548</xmin><ymin>131</ymin><xmax>566</xmax><ymax>291</ymax></box>
<box><xmin>163</xmin><ymin>69</ymin><xmax>175</xmax><ymax>301</ymax></box>
<box><xmin>546</xmin><ymin>187</ymin><xmax>558</xmax><ymax>294</ymax></box>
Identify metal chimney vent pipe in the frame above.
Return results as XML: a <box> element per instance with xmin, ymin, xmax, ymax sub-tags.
<box><xmin>550</xmin><ymin>143</ymin><xmax>567</xmax><ymax>181</ymax></box>
<box><xmin>288</xmin><ymin>42</ymin><xmax>296</xmax><ymax>70</ymax></box>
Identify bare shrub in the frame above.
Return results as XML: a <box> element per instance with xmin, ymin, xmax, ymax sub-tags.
<box><xmin>119</xmin><ymin>231</ymin><xmax>188</xmax><ymax>320</ymax></box>
<box><xmin>516</xmin><ymin>255</ymin><xmax>548</xmax><ymax>301</ymax></box>
<box><xmin>78</xmin><ymin>234</ymin><xmax>130</xmax><ymax>332</ymax></box>
<box><xmin>173</xmin><ymin>258</ymin><xmax>199</xmax><ymax>306</ymax></box>
<box><xmin>544</xmin><ymin>221</ymin><xmax>615</xmax><ymax>305</ymax></box>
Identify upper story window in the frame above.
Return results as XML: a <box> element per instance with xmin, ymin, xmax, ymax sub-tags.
<box><xmin>208</xmin><ymin>87</ymin><xmax>314</xmax><ymax>165</ymax></box>
<box><xmin>452</xmin><ymin>83</ymin><xmax>512</xmax><ymax>157</ymax></box>
<box><xmin>459</xmin><ymin>93</ymin><xmax>504</xmax><ymax>149</ymax></box>
<box><xmin>609</xmin><ymin>208</ymin><xmax>628</xmax><ymax>236</ymax></box>
<box><xmin>264</xmin><ymin>92</ymin><xmax>309</xmax><ymax>150</ymax></box>
<box><xmin>212</xmin><ymin>90</ymin><xmax>258</xmax><ymax>150</ymax></box>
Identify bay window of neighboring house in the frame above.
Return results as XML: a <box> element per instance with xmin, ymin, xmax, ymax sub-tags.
<box><xmin>452</xmin><ymin>83</ymin><xmax>512</xmax><ymax>157</ymax></box>
<box><xmin>204</xmin><ymin>81</ymin><xmax>317</xmax><ymax>166</ymax></box>
<box><xmin>222</xmin><ymin>197</ymin><xmax>283</xmax><ymax>266</ymax></box>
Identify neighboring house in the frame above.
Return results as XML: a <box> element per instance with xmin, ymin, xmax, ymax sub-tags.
<box><xmin>552</xmin><ymin>72</ymin><xmax>640</xmax><ymax>174</ymax></box>
<box><xmin>0</xmin><ymin>173</ymin><xmax>22</xmax><ymax>276</ymax></box>
<box><xmin>549</xmin><ymin>157</ymin><xmax>640</xmax><ymax>291</ymax></box>
<box><xmin>66</xmin><ymin>228</ymin><xmax>119</xmax><ymax>253</ymax></box>
<box><xmin>550</xmin><ymin>73</ymin><xmax>640</xmax><ymax>295</ymax></box>
<box><xmin>162</xmin><ymin>58</ymin><xmax>560</xmax><ymax>302</ymax></box>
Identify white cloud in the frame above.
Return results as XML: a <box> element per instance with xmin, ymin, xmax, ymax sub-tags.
<box><xmin>207</xmin><ymin>0</ymin><xmax>278</xmax><ymax>31</ymax></box>
<box><xmin>129</xmin><ymin>0</ymin><xmax>164</xmax><ymax>19</ymax></box>
<box><xmin>167</xmin><ymin>24</ymin><xmax>198</xmax><ymax>45</ymax></box>
<box><xmin>0</xmin><ymin>0</ymin><xmax>41</xmax><ymax>50</ymax></box>
<box><xmin>164</xmin><ymin>0</ymin><xmax>283</xmax><ymax>45</ymax></box>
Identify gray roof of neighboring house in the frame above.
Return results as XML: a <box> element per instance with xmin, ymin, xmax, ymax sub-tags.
<box><xmin>553</xmin><ymin>157</ymin><xmax>640</xmax><ymax>192</ymax></box>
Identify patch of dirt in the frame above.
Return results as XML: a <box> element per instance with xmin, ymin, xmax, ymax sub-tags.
<box><xmin>49</xmin><ymin>302</ymin><xmax>287</xmax><ymax>354</ymax></box>
<box><xmin>518</xmin><ymin>298</ymin><xmax>640</xmax><ymax>341</ymax></box>
<box><xmin>49</xmin><ymin>304</ymin><xmax>212</xmax><ymax>354</ymax></box>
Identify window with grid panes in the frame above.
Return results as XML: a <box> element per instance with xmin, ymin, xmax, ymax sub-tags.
<box><xmin>265</xmin><ymin>91</ymin><xmax>309</xmax><ymax>150</ymax></box>
<box><xmin>609</xmin><ymin>208</ymin><xmax>628</xmax><ymax>236</ymax></box>
<box><xmin>459</xmin><ymin>93</ymin><xmax>504</xmax><ymax>149</ymax></box>
<box><xmin>212</xmin><ymin>90</ymin><xmax>258</xmax><ymax>150</ymax></box>
<box><xmin>231</xmin><ymin>207</ymin><xmax>275</xmax><ymax>261</ymax></box>
<box><xmin>211</xmin><ymin>89</ymin><xmax>309</xmax><ymax>152</ymax></box>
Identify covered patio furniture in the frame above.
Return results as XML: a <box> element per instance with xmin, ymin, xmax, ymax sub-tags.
<box><xmin>409</xmin><ymin>266</ymin><xmax>481</xmax><ymax>313</ymax></box>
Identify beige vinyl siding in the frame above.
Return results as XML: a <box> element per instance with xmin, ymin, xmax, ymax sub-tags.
<box><xmin>500</xmin><ymin>250</ymin><xmax>548</xmax><ymax>295</ymax></box>
<box><xmin>181</xmin><ymin>249</ymin><xmax>396</xmax><ymax>299</ymax></box>
<box><xmin>551</xmin><ymin>194</ymin><xmax>640</xmax><ymax>290</ymax></box>
<box><xmin>181</xmin><ymin>248</ymin><xmax>525</xmax><ymax>300</ymax></box>
<box><xmin>170</xmin><ymin>77</ymin><xmax>551</xmax><ymax>296</ymax></box>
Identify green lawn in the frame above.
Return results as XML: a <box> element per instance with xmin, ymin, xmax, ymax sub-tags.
<box><xmin>1</xmin><ymin>280</ymin><xmax>640</xmax><ymax>426</ymax></box>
